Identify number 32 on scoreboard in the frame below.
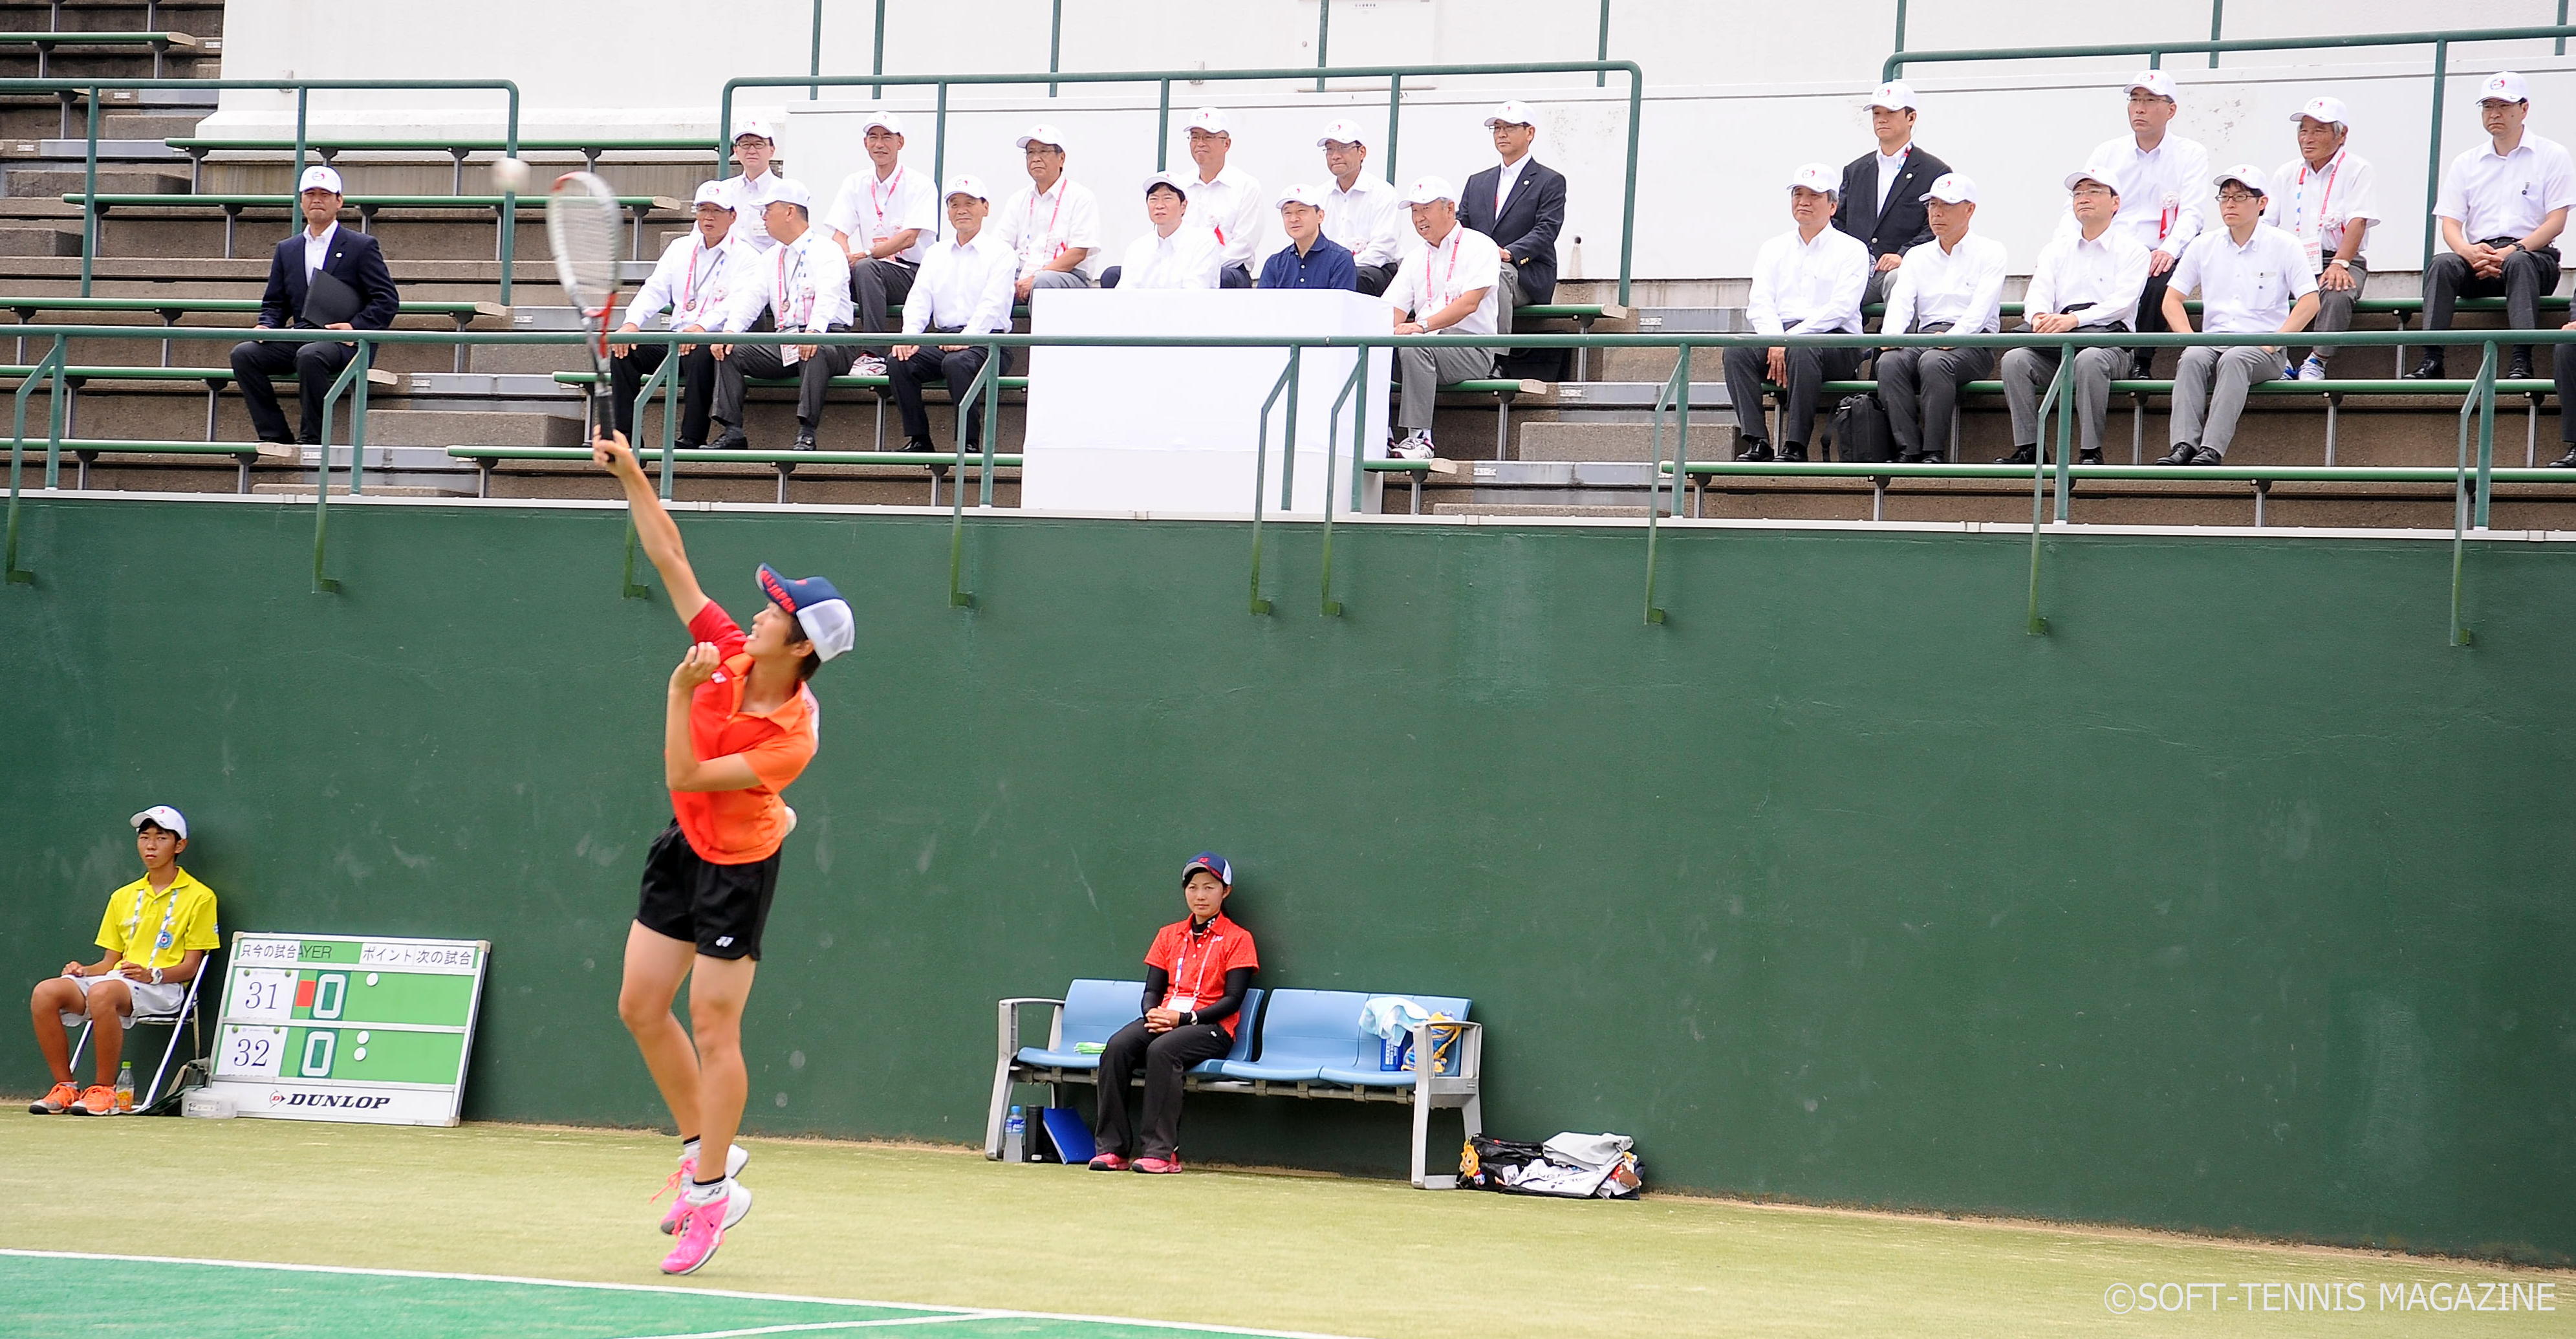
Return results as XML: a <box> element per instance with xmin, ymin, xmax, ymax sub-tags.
<box><xmin>219</xmin><ymin>1025</ymin><xmax>289</xmax><ymax>1078</ymax></box>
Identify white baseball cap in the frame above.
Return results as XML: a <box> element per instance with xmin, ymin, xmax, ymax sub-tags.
<box><xmin>733</xmin><ymin>117</ymin><xmax>776</xmax><ymax>142</ymax></box>
<box><xmin>2290</xmin><ymin>96</ymin><xmax>2350</xmax><ymax>129</ymax></box>
<box><xmin>1142</xmin><ymin>169</ymin><xmax>1191</xmax><ymax>197</ymax></box>
<box><xmin>1919</xmin><ymin>171</ymin><xmax>1976</xmax><ymax>204</ymax></box>
<box><xmin>1015</xmin><ymin>124</ymin><xmax>1068</xmax><ymax>152</ymax></box>
<box><xmin>944</xmin><ymin>173</ymin><xmax>990</xmax><ymax>202</ymax></box>
<box><xmin>766</xmin><ymin>177</ymin><xmax>814</xmax><ymax>210</ymax></box>
<box><xmin>691</xmin><ymin>180</ymin><xmax>732</xmax><ymax>208</ymax></box>
<box><xmin>1865</xmin><ymin>80</ymin><xmax>1918</xmax><ymax>111</ymax></box>
<box><xmin>1399</xmin><ymin>174</ymin><xmax>1458</xmax><ymax>206</ymax></box>
<box><xmin>298</xmin><ymin>164</ymin><xmax>343</xmax><ymax>194</ymax></box>
<box><xmin>860</xmin><ymin>109</ymin><xmax>906</xmax><ymax>136</ymax></box>
<box><xmin>2065</xmin><ymin>163</ymin><xmax>2124</xmax><ymax>195</ymax></box>
<box><xmin>1316</xmin><ymin>118</ymin><xmax>1368</xmax><ymax>148</ymax></box>
<box><xmin>2127</xmin><ymin>69</ymin><xmax>2178</xmax><ymax>101</ymax></box>
<box><xmin>131</xmin><ymin>805</ymin><xmax>188</xmax><ymax>840</ymax></box>
<box><xmin>2484</xmin><ymin>71</ymin><xmax>2531</xmax><ymax>104</ymax></box>
<box><xmin>1787</xmin><ymin>162</ymin><xmax>1837</xmax><ymax>194</ymax></box>
<box><xmin>1184</xmin><ymin>107</ymin><xmax>1230</xmax><ymax>136</ymax></box>
<box><xmin>2214</xmin><ymin>164</ymin><xmax>2268</xmax><ymax>196</ymax></box>
<box><xmin>1484</xmin><ymin>100</ymin><xmax>1540</xmax><ymax>129</ymax></box>
<box><xmin>1275</xmin><ymin>183</ymin><xmax>1327</xmax><ymax>210</ymax></box>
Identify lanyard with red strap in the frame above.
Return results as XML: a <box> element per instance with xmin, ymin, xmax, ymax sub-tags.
<box><xmin>1024</xmin><ymin>185</ymin><xmax>1066</xmax><ymax>260</ymax></box>
<box><xmin>1166</xmin><ymin>920</ymin><xmax>1226</xmax><ymax>1011</ymax></box>
<box><xmin>867</xmin><ymin>166</ymin><xmax>904</xmax><ymax>237</ymax></box>
<box><xmin>775</xmin><ymin>242</ymin><xmax>810</xmax><ymax>329</ymax></box>
<box><xmin>1420</xmin><ymin>230</ymin><xmax>1464</xmax><ymax>314</ymax></box>
<box><xmin>2290</xmin><ymin>150</ymin><xmax>2344</xmax><ymax>241</ymax></box>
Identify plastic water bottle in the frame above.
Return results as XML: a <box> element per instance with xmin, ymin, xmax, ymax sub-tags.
<box><xmin>114</xmin><ymin>1061</ymin><xmax>135</xmax><ymax>1113</ymax></box>
<box><xmin>1004</xmin><ymin>1105</ymin><xmax>1026</xmax><ymax>1162</ymax></box>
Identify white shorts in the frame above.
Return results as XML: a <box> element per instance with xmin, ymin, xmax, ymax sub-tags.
<box><xmin>56</xmin><ymin>974</ymin><xmax>186</xmax><ymax>1029</ymax></box>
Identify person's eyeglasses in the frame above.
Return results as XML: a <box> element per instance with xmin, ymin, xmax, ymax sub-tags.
<box><xmin>2216</xmin><ymin>191</ymin><xmax>2260</xmax><ymax>204</ymax></box>
<box><xmin>2071</xmin><ymin>186</ymin><xmax>2114</xmax><ymax>199</ymax></box>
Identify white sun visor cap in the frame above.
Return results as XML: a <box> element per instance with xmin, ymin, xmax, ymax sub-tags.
<box><xmin>1015</xmin><ymin>124</ymin><xmax>1068</xmax><ymax>152</ymax></box>
<box><xmin>860</xmin><ymin>109</ymin><xmax>906</xmax><ymax>136</ymax></box>
<box><xmin>764</xmin><ymin>177</ymin><xmax>814</xmax><ymax>210</ymax></box>
<box><xmin>2065</xmin><ymin>163</ymin><xmax>2125</xmax><ymax>195</ymax></box>
<box><xmin>1275</xmin><ymin>183</ymin><xmax>1327</xmax><ymax>210</ymax></box>
<box><xmin>944</xmin><ymin>173</ymin><xmax>991</xmax><ymax>202</ymax></box>
<box><xmin>1918</xmin><ymin>172</ymin><xmax>1976</xmax><ymax>204</ymax></box>
<box><xmin>2214</xmin><ymin>164</ymin><xmax>2268</xmax><ymax>196</ymax></box>
<box><xmin>1142</xmin><ymin>169</ymin><xmax>1191</xmax><ymax>196</ymax></box>
<box><xmin>1398</xmin><ymin>175</ymin><xmax>1458</xmax><ymax>206</ymax></box>
<box><xmin>1484</xmin><ymin>100</ymin><xmax>1539</xmax><ymax>129</ymax></box>
<box><xmin>2483</xmin><ymin>71</ymin><xmax>2531</xmax><ymax>104</ymax></box>
<box><xmin>1865</xmin><ymin>80</ymin><xmax>1917</xmax><ymax>111</ymax></box>
<box><xmin>733</xmin><ymin>118</ymin><xmax>777</xmax><ymax>142</ymax></box>
<box><xmin>298</xmin><ymin>164</ymin><xmax>343</xmax><ymax>194</ymax></box>
<box><xmin>1184</xmin><ymin>107</ymin><xmax>1230</xmax><ymax>136</ymax></box>
<box><xmin>2291</xmin><ymin>96</ymin><xmax>2350</xmax><ymax>128</ymax></box>
<box><xmin>1316</xmin><ymin>118</ymin><xmax>1367</xmax><ymax>147</ymax></box>
<box><xmin>794</xmin><ymin>599</ymin><xmax>856</xmax><ymax>662</ymax></box>
<box><xmin>2127</xmin><ymin>69</ymin><xmax>2178</xmax><ymax>101</ymax></box>
<box><xmin>1787</xmin><ymin>162</ymin><xmax>1838</xmax><ymax>194</ymax></box>
<box><xmin>131</xmin><ymin>805</ymin><xmax>188</xmax><ymax>840</ymax></box>
<box><xmin>691</xmin><ymin>180</ymin><xmax>732</xmax><ymax>208</ymax></box>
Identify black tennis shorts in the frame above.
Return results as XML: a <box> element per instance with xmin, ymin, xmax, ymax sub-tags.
<box><xmin>634</xmin><ymin>821</ymin><xmax>781</xmax><ymax>960</ymax></box>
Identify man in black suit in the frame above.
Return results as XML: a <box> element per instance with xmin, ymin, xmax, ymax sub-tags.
<box><xmin>1834</xmin><ymin>81</ymin><xmax>1952</xmax><ymax>309</ymax></box>
<box><xmin>1460</xmin><ymin>100</ymin><xmax>1566</xmax><ymax>336</ymax></box>
<box><xmin>230</xmin><ymin>165</ymin><xmax>400</xmax><ymax>445</ymax></box>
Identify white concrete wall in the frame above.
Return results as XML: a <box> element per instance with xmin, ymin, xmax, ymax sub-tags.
<box><xmin>205</xmin><ymin>0</ymin><xmax>2576</xmax><ymax>279</ymax></box>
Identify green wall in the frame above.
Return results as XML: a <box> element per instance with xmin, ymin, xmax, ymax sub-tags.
<box><xmin>3</xmin><ymin>496</ymin><xmax>2568</xmax><ymax>1261</ymax></box>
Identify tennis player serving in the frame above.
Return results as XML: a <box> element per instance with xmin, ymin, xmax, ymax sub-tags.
<box><xmin>593</xmin><ymin>429</ymin><xmax>853</xmax><ymax>1276</ymax></box>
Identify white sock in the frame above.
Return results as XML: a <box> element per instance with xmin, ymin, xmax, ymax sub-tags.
<box><xmin>686</xmin><ymin>1175</ymin><xmax>730</xmax><ymax>1205</ymax></box>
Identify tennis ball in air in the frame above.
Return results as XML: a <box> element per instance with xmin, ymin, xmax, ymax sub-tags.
<box><xmin>490</xmin><ymin>157</ymin><xmax>531</xmax><ymax>193</ymax></box>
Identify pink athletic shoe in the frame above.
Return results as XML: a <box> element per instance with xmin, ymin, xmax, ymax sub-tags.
<box><xmin>658</xmin><ymin>1182</ymin><xmax>750</xmax><ymax>1275</ymax></box>
<box><xmin>653</xmin><ymin>1143</ymin><xmax>750</xmax><ymax>1234</ymax></box>
<box><xmin>1132</xmin><ymin>1155</ymin><xmax>1182</xmax><ymax>1174</ymax></box>
<box><xmin>1087</xmin><ymin>1153</ymin><xmax>1129</xmax><ymax>1171</ymax></box>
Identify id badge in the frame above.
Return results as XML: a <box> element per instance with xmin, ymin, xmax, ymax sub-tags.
<box><xmin>1162</xmin><ymin>993</ymin><xmax>1192</xmax><ymax>1014</ymax></box>
<box><xmin>2301</xmin><ymin>234</ymin><xmax>2324</xmax><ymax>274</ymax></box>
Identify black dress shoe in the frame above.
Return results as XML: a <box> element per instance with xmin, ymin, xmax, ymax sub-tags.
<box><xmin>2189</xmin><ymin>446</ymin><xmax>2224</xmax><ymax>465</ymax></box>
<box><xmin>900</xmin><ymin>435</ymin><xmax>937</xmax><ymax>453</ymax></box>
<box><xmin>2127</xmin><ymin>349</ymin><xmax>2156</xmax><ymax>379</ymax></box>
<box><xmin>2077</xmin><ymin>448</ymin><xmax>2103</xmax><ymax>466</ymax></box>
<box><xmin>1734</xmin><ymin>440</ymin><xmax>1773</xmax><ymax>462</ymax></box>
<box><xmin>711</xmin><ymin>428</ymin><xmax>750</xmax><ymax>450</ymax></box>
<box><xmin>1997</xmin><ymin>446</ymin><xmax>2036</xmax><ymax>464</ymax></box>
<box><xmin>2156</xmin><ymin>446</ymin><xmax>2195</xmax><ymax>465</ymax></box>
<box><xmin>1775</xmin><ymin>444</ymin><xmax>1808</xmax><ymax>463</ymax></box>
<box><xmin>2508</xmin><ymin>354</ymin><xmax>2535</xmax><ymax>381</ymax></box>
<box><xmin>2549</xmin><ymin>448</ymin><xmax>2576</xmax><ymax>468</ymax></box>
<box><xmin>792</xmin><ymin>431</ymin><xmax>817</xmax><ymax>452</ymax></box>
<box><xmin>2405</xmin><ymin>355</ymin><xmax>2447</xmax><ymax>380</ymax></box>
<box><xmin>671</xmin><ymin>437</ymin><xmax>704</xmax><ymax>450</ymax></box>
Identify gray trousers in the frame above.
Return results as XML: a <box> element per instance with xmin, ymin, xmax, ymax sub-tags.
<box><xmin>850</xmin><ymin>258</ymin><xmax>916</xmax><ymax>352</ymax></box>
<box><xmin>1722</xmin><ymin>342</ymin><xmax>1864</xmax><ymax>448</ymax></box>
<box><xmin>1876</xmin><ymin>345</ymin><xmax>1993</xmax><ymax>458</ymax></box>
<box><xmin>2294</xmin><ymin>258</ymin><xmax>2365</xmax><ymax>364</ymax></box>
<box><xmin>714</xmin><ymin>324</ymin><xmax>859</xmax><ymax>428</ymax></box>
<box><xmin>1028</xmin><ymin>268</ymin><xmax>1092</xmax><ymax>291</ymax></box>
<box><xmin>2169</xmin><ymin>343</ymin><xmax>2281</xmax><ymax>459</ymax></box>
<box><xmin>1494</xmin><ymin>263</ymin><xmax>1525</xmax><ymax>336</ymax></box>
<box><xmin>1397</xmin><ymin>345</ymin><xmax>1497</xmax><ymax>431</ymax></box>
<box><xmin>2000</xmin><ymin>342</ymin><xmax>2123</xmax><ymax>453</ymax></box>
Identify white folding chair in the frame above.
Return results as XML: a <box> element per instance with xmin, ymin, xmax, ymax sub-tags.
<box><xmin>67</xmin><ymin>954</ymin><xmax>218</xmax><ymax>1109</ymax></box>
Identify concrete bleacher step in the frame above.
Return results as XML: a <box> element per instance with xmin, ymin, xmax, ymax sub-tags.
<box><xmin>0</xmin><ymin>223</ymin><xmax>76</xmax><ymax>253</ymax></box>
<box><xmin>1431</xmin><ymin>502</ymin><xmax>1652</xmax><ymax>518</ymax></box>
<box><xmin>1515</xmin><ymin>420</ymin><xmax>1735</xmax><ymax>463</ymax></box>
<box><xmin>7</xmin><ymin>165</ymin><xmax>184</xmax><ymax>194</ymax></box>
<box><xmin>363</xmin><ymin>409</ymin><xmax>583</xmax><ymax>449</ymax></box>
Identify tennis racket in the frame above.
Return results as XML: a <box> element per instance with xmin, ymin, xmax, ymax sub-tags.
<box><xmin>547</xmin><ymin>170</ymin><xmax>625</xmax><ymax>439</ymax></box>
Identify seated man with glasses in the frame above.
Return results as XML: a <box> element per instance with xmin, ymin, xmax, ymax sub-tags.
<box><xmin>2156</xmin><ymin>166</ymin><xmax>2319</xmax><ymax>466</ymax></box>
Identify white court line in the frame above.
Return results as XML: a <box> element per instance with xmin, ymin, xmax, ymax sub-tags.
<box><xmin>607</xmin><ymin>1312</ymin><xmax>1010</xmax><ymax>1339</ymax></box>
<box><xmin>0</xmin><ymin>1249</ymin><xmax>1369</xmax><ymax>1339</ymax></box>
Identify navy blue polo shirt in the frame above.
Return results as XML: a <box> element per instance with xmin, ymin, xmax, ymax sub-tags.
<box><xmin>1257</xmin><ymin>235</ymin><xmax>1359</xmax><ymax>291</ymax></box>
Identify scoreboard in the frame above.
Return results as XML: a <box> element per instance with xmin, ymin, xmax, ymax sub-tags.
<box><xmin>204</xmin><ymin>931</ymin><xmax>490</xmax><ymax>1126</ymax></box>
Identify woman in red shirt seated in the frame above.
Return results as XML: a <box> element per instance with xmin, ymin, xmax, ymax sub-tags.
<box><xmin>1089</xmin><ymin>852</ymin><xmax>1259</xmax><ymax>1174</ymax></box>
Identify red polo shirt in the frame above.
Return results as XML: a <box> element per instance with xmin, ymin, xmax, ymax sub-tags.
<box><xmin>671</xmin><ymin>601</ymin><xmax>817</xmax><ymax>865</ymax></box>
<box><xmin>1145</xmin><ymin>913</ymin><xmax>1259</xmax><ymax>1036</ymax></box>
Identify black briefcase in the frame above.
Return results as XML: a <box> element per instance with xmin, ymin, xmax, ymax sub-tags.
<box><xmin>1830</xmin><ymin>393</ymin><xmax>1894</xmax><ymax>463</ymax></box>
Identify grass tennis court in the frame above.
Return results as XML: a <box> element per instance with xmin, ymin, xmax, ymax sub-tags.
<box><xmin>3</xmin><ymin>1115</ymin><xmax>2564</xmax><ymax>1337</ymax></box>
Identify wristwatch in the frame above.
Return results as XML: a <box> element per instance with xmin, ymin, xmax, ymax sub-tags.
<box><xmin>150</xmin><ymin>967</ymin><xmax>164</xmax><ymax>985</ymax></box>
<box><xmin>1179</xmin><ymin>1009</ymin><xmax>1196</xmax><ymax>1027</ymax></box>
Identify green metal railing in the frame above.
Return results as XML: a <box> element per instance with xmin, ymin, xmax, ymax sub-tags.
<box><xmin>4</xmin><ymin>323</ymin><xmax>2562</xmax><ymax>648</ymax></box>
<box><xmin>1882</xmin><ymin>25</ymin><xmax>2576</xmax><ymax>273</ymax></box>
<box><xmin>720</xmin><ymin>60</ymin><xmax>1647</xmax><ymax>305</ymax></box>
<box><xmin>1896</xmin><ymin>1</ymin><xmax>2233</xmax><ymax>66</ymax></box>
<box><xmin>5</xmin><ymin>78</ymin><xmax>525</xmax><ymax>304</ymax></box>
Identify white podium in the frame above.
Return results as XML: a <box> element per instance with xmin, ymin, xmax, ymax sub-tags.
<box><xmin>1020</xmin><ymin>289</ymin><xmax>1394</xmax><ymax>516</ymax></box>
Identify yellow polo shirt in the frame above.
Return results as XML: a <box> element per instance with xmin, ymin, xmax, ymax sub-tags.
<box><xmin>94</xmin><ymin>867</ymin><xmax>221</xmax><ymax>972</ymax></box>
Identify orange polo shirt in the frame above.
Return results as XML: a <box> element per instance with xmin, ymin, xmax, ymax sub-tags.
<box><xmin>1145</xmin><ymin>913</ymin><xmax>1260</xmax><ymax>1037</ymax></box>
<box><xmin>671</xmin><ymin>601</ymin><xmax>818</xmax><ymax>864</ymax></box>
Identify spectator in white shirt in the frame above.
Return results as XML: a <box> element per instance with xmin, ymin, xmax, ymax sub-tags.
<box><xmin>1176</xmin><ymin>107</ymin><xmax>1263</xmax><ymax>288</ymax></box>
<box><xmin>1876</xmin><ymin>174</ymin><xmax>2006</xmax><ymax>464</ymax></box>
<box><xmin>2158</xmin><ymin>167</ymin><xmax>2320</xmax><ymax>464</ymax></box>
<box><xmin>1999</xmin><ymin>166</ymin><xmax>2150</xmax><ymax>466</ymax></box>
<box><xmin>891</xmin><ymin>175</ymin><xmax>1019</xmax><ymax>455</ymax></box>
<box><xmin>1723</xmin><ymin>163</ymin><xmax>1871</xmax><ymax>463</ymax></box>
<box><xmin>825</xmin><ymin>110</ymin><xmax>938</xmax><ymax>377</ymax></box>
<box><xmin>998</xmin><ymin>124</ymin><xmax>1101</xmax><ymax>300</ymax></box>
<box><xmin>2066</xmin><ymin>72</ymin><xmax>2211</xmax><ymax>378</ymax></box>
<box><xmin>2413</xmin><ymin>71</ymin><xmax>2575</xmax><ymax>381</ymax></box>
<box><xmin>1110</xmin><ymin>173</ymin><xmax>1224</xmax><ymax>290</ymax></box>
<box><xmin>609</xmin><ymin>182</ymin><xmax>751</xmax><ymax>449</ymax></box>
<box><xmin>720</xmin><ymin>118</ymin><xmax>788</xmax><ymax>253</ymax></box>
<box><xmin>711</xmin><ymin>179</ymin><xmax>854</xmax><ymax>452</ymax></box>
<box><xmin>1317</xmin><ymin>118</ymin><xmax>1408</xmax><ymax>296</ymax></box>
<box><xmin>2266</xmin><ymin>96</ymin><xmax>2377</xmax><ymax>382</ymax></box>
<box><xmin>1383</xmin><ymin>175</ymin><xmax>1501</xmax><ymax>461</ymax></box>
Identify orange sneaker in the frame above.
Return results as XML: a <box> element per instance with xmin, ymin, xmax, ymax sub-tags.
<box><xmin>27</xmin><ymin>1081</ymin><xmax>79</xmax><ymax>1114</ymax></box>
<box><xmin>72</xmin><ymin>1084</ymin><xmax>119</xmax><ymax>1116</ymax></box>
